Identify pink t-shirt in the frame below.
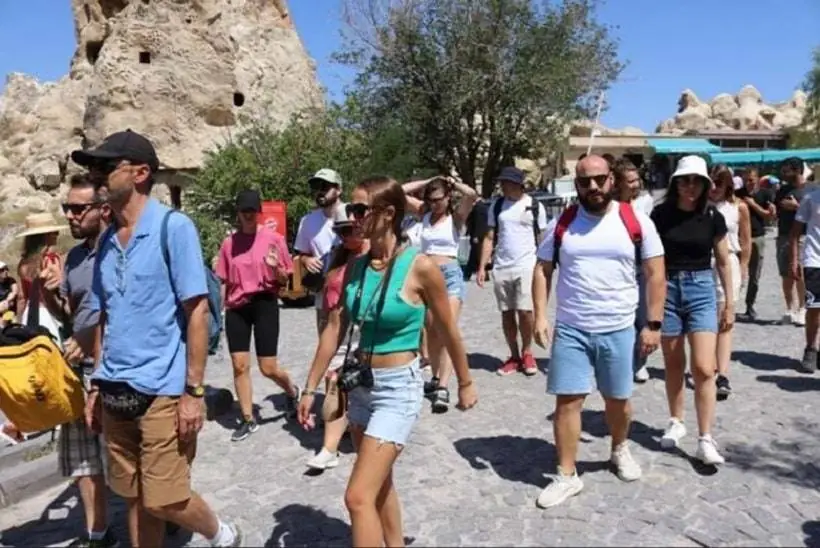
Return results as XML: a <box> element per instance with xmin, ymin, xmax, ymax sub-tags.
<box><xmin>322</xmin><ymin>264</ymin><xmax>348</xmax><ymax>311</ymax></box>
<box><xmin>216</xmin><ymin>227</ymin><xmax>293</xmax><ymax>309</ymax></box>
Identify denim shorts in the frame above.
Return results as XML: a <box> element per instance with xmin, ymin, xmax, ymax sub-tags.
<box><xmin>347</xmin><ymin>358</ymin><xmax>424</xmax><ymax>446</ymax></box>
<box><xmin>548</xmin><ymin>321</ymin><xmax>636</xmax><ymax>399</ymax></box>
<box><xmin>663</xmin><ymin>270</ymin><xmax>718</xmax><ymax>337</ymax></box>
<box><xmin>440</xmin><ymin>261</ymin><xmax>467</xmax><ymax>302</ymax></box>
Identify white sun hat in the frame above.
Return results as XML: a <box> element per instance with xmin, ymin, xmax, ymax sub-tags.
<box><xmin>16</xmin><ymin>212</ymin><xmax>67</xmax><ymax>239</ymax></box>
<box><xmin>671</xmin><ymin>155</ymin><xmax>711</xmax><ymax>185</ymax></box>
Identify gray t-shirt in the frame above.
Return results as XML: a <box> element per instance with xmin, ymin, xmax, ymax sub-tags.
<box><xmin>60</xmin><ymin>242</ymin><xmax>99</xmax><ymax>334</ymax></box>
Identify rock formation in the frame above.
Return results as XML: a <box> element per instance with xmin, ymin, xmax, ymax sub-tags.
<box><xmin>0</xmin><ymin>0</ymin><xmax>323</xmax><ymax>214</ymax></box>
<box><xmin>656</xmin><ymin>85</ymin><xmax>807</xmax><ymax>134</ymax></box>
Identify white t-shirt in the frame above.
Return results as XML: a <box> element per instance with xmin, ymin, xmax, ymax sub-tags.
<box><xmin>795</xmin><ymin>190</ymin><xmax>820</xmax><ymax>267</ymax></box>
<box><xmin>536</xmin><ymin>202</ymin><xmax>665</xmax><ymax>333</ymax></box>
<box><xmin>294</xmin><ymin>205</ymin><xmax>344</xmax><ymax>259</ymax></box>
<box><xmin>487</xmin><ymin>195</ymin><xmax>549</xmax><ymax>270</ymax></box>
<box><xmin>632</xmin><ymin>193</ymin><xmax>655</xmax><ymax>217</ymax></box>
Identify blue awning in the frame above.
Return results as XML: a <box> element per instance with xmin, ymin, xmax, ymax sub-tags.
<box><xmin>708</xmin><ymin>148</ymin><xmax>820</xmax><ymax>166</ymax></box>
<box><xmin>647</xmin><ymin>138</ymin><xmax>721</xmax><ymax>154</ymax></box>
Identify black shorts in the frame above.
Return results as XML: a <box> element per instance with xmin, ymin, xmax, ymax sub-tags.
<box><xmin>225</xmin><ymin>293</ymin><xmax>280</xmax><ymax>357</ymax></box>
<box><xmin>805</xmin><ymin>268</ymin><xmax>820</xmax><ymax>309</ymax></box>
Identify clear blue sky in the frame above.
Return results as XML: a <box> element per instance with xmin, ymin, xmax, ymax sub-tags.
<box><xmin>0</xmin><ymin>0</ymin><xmax>817</xmax><ymax>132</ymax></box>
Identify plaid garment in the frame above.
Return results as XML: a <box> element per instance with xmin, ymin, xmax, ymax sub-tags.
<box><xmin>58</xmin><ymin>362</ymin><xmax>104</xmax><ymax>478</ymax></box>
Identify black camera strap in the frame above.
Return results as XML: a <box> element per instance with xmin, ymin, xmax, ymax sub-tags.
<box><xmin>341</xmin><ymin>246</ymin><xmax>402</xmax><ymax>365</ymax></box>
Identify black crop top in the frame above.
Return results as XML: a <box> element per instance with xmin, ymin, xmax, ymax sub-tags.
<box><xmin>651</xmin><ymin>204</ymin><xmax>727</xmax><ymax>272</ymax></box>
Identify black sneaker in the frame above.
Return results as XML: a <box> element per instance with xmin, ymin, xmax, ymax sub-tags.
<box><xmin>69</xmin><ymin>530</ymin><xmax>120</xmax><ymax>548</ymax></box>
<box><xmin>799</xmin><ymin>347</ymin><xmax>818</xmax><ymax>374</ymax></box>
<box><xmin>286</xmin><ymin>385</ymin><xmax>301</xmax><ymax>418</ymax></box>
<box><xmin>424</xmin><ymin>376</ymin><xmax>439</xmax><ymax>395</ymax></box>
<box><xmin>716</xmin><ymin>375</ymin><xmax>732</xmax><ymax>400</ymax></box>
<box><xmin>231</xmin><ymin>419</ymin><xmax>259</xmax><ymax>442</ymax></box>
<box><xmin>166</xmin><ymin>522</ymin><xmax>181</xmax><ymax>537</ymax></box>
<box><xmin>431</xmin><ymin>387</ymin><xmax>450</xmax><ymax>414</ymax></box>
<box><xmin>745</xmin><ymin>306</ymin><xmax>757</xmax><ymax>321</ymax></box>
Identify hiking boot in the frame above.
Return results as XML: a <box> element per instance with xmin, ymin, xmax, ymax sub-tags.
<box><xmin>799</xmin><ymin>347</ymin><xmax>818</xmax><ymax>374</ymax></box>
<box><xmin>716</xmin><ymin>374</ymin><xmax>732</xmax><ymax>399</ymax></box>
<box><xmin>231</xmin><ymin>419</ymin><xmax>259</xmax><ymax>442</ymax></box>
<box><xmin>497</xmin><ymin>357</ymin><xmax>520</xmax><ymax>376</ymax></box>
<box><xmin>521</xmin><ymin>352</ymin><xmax>538</xmax><ymax>376</ymax></box>
<box><xmin>431</xmin><ymin>387</ymin><xmax>450</xmax><ymax>414</ymax></box>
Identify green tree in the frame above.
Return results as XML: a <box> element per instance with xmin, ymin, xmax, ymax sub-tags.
<box><xmin>788</xmin><ymin>46</ymin><xmax>820</xmax><ymax>149</ymax></box>
<box><xmin>337</xmin><ymin>0</ymin><xmax>623</xmax><ymax>196</ymax></box>
<box><xmin>187</xmin><ymin>99</ymin><xmax>430</xmax><ymax>261</ymax></box>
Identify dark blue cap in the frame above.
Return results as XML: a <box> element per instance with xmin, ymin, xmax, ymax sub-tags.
<box><xmin>495</xmin><ymin>166</ymin><xmax>525</xmax><ymax>185</ymax></box>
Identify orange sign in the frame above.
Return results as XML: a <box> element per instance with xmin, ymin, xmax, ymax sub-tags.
<box><xmin>259</xmin><ymin>201</ymin><xmax>287</xmax><ymax>239</ymax></box>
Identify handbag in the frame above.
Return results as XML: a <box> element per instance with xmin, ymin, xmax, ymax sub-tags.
<box><xmin>96</xmin><ymin>380</ymin><xmax>156</xmax><ymax>421</ymax></box>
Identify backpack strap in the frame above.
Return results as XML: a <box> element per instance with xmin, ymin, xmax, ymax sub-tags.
<box><xmin>552</xmin><ymin>204</ymin><xmax>579</xmax><ymax>265</ymax></box>
<box><xmin>618</xmin><ymin>201</ymin><xmax>643</xmax><ymax>267</ymax></box>
<box><xmin>491</xmin><ymin>197</ymin><xmax>504</xmax><ymax>249</ymax></box>
<box><xmin>528</xmin><ymin>195</ymin><xmax>542</xmax><ymax>245</ymax></box>
<box><xmin>160</xmin><ymin>210</ymin><xmax>180</xmax><ymax>302</ymax></box>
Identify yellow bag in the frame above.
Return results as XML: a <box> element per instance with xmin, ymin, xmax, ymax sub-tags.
<box><xmin>0</xmin><ymin>334</ymin><xmax>85</xmax><ymax>433</ymax></box>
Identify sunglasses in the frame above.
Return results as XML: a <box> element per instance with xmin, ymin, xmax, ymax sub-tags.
<box><xmin>345</xmin><ymin>203</ymin><xmax>371</xmax><ymax>220</ymax></box>
<box><xmin>677</xmin><ymin>175</ymin><xmax>704</xmax><ymax>186</ymax></box>
<box><xmin>425</xmin><ymin>195</ymin><xmax>447</xmax><ymax>204</ymax></box>
<box><xmin>575</xmin><ymin>173</ymin><xmax>610</xmax><ymax>189</ymax></box>
<box><xmin>61</xmin><ymin>202</ymin><xmax>100</xmax><ymax>216</ymax></box>
<box><xmin>334</xmin><ymin>224</ymin><xmax>355</xmax><ymax>237</ymax></box>
<box><xmin>310</xmin><ymin>181</ymin><xmax>337</xmax><ymax>193</ymax></box>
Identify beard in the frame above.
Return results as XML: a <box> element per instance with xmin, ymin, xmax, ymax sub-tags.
<box><xmin>69</xmin><ymin>223</ymin><xmax>99</xmax><ymax>240</ymax></box>
<box><xmin>315</xmin><ymin>191</ymin><xmax>338</xmax><ymax>208</ymax></box>
<box><xmin>579</xmin><ymin>191</ymin><xmax>612</xmax><ymax>213</ymax></box>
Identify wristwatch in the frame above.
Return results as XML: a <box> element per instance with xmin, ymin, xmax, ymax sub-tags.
<box><xmin>647</xmin><ymin>321</ymin><xmax>663</xmax><ymax>331</ymax></box>
<box><xmin>185</xmin><ymin>384</ymin><xmax>206</xmax><ymax>398</ymax></box>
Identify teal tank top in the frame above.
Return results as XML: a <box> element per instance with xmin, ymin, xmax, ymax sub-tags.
<box><xmin>344</xmin><ymin>247</ymin><xmax>426</xmax><ymax>355</ymax></box>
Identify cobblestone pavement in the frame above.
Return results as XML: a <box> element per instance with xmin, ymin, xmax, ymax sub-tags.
<box><xmin>2</xmin><ymin>233</ymin><xmax>819</xmax><ymax>547</ymax></box>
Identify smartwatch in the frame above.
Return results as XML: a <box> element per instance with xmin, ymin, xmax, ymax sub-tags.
<box><xmin>647</xmin><ymin>321</ymin><xmax>662</xmax><ymax>331</ymax></box>
<box><xmin>185</xmin><ymin>384</ymin><xmax>206</xmax><ymax>398</ymax></box>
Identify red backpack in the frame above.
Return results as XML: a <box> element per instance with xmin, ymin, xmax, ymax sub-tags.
<box><xmin>552</xmin><ymin>202</ymin><xmax>643</xmax><ymax>266</ymax></box>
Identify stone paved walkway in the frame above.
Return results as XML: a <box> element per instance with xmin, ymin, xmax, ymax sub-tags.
<box><xmin>1</xmin><ymin>232</ymin><xmax>819</xmax><ymax>547</ymax></box>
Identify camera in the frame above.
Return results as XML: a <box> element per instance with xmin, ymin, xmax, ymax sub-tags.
<box><xmin>337</xmin><ymin>356</ymin><xmax>374</xmax><ymax>393</ymax></box>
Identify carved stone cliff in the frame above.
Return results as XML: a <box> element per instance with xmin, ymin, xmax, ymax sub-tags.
<box><xmin>0</xmin><ymin>0</ymin><xmax>323</xmax><ymax>214</ymax></box>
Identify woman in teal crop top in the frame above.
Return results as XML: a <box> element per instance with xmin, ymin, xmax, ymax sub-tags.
<box><xmin>299</xmin><ymin>176</ymin><xmax>478</xmax><ymax>548</ymax></box>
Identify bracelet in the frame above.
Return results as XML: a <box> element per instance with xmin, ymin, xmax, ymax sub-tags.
<box><xmin>302</xmin><ymin>389</ymin><xmax>316</xmax><ymax>397</ymax></box>
<box><xmin>458</xmin><ymin>380</ymin><xmax>473</xmax><ymax>389</ymax></box>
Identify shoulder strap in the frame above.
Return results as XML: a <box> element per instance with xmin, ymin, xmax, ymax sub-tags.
<box><xmin>160</xmin><ymin>210</ymin><xmax>180</xmax><ymax>303</ymax></box>
<box><xmin>618</xmin><ymin>201</ymin><xmax>643</xmax><ymax>267</ymax></box>
<box><xmin>552</xmin><ymin>204</ymin><xmax>579</xmax><ymax>265</ymax></box>
<box><xmin>530</xmin><ymin>197</ymin><xmax>542</xmax><ymax>244</ymax></box>
<box><xmin>492</xmin><ymin>198</ymin><xmax>504</xmax><ymax>248</ymax></box>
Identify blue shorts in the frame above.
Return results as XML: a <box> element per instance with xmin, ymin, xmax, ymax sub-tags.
<box><xmin>663</xmin><ymin>270</ymin><xmax>718</xmax><ymax>337</ymax></box>
<box><xmin>440</xmin><ymin>261</ymin><xmax>467</xmax><ymax>302</ymax></box>
<box><xmin>548</xmin><ymin>322</ymin><xmax>635</xmax><ymax>399</ymax></box>
<box><xmin>347</xmin><ymin>358</ymin><xmax>424</xmax><ymax>446</ymax></box>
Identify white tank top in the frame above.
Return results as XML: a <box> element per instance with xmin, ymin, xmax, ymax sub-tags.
<box><xmin>715</xmin><ymin>200</ymin><xmax>740</xmax><ymax>253</ymax></box>
<box><xmin>420</xmin><ymin>212</ymin><xmax>459</xmax><ymax>257</ymax></box>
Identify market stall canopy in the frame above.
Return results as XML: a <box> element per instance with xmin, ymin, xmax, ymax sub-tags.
<box><xmin>708</xmin><ymin>148</ymin><xmax>820</xmax><ymax>166</ymax></box>
<box><xmin>646</xmin><ymin>138</ymin><xmax>721</xmax><ymax>154</ymax></box>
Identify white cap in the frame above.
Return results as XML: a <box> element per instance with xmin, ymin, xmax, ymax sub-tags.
<box><xmin>0</xmin><ymin>261</ymin><xmax>7</xmax><ymax>270</ymax></box>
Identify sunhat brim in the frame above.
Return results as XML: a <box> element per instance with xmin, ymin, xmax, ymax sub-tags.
<box><xmin>16</xmin><ymin>225</ymin><xmax>67</xmax><ymax>239</ymax></box>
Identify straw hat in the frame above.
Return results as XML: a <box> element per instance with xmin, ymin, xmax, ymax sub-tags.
<box><xmin>16</xmin><ymin>212</ymin><xmax>67</xmax><ymax>239</ymax></box>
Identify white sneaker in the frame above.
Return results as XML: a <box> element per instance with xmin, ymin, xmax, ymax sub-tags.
<box><xmin>536</xmin><ymin>468</ymin><xmax>583</xmax><ymax>509</ymax></box>
<box><xmin>695</xmin><ymin>435</ymin><xmax>725</xmax><ymax>465</ymax></box>
<box><xmin>307</xmin><ymin>448</ymin><xmax>339</xmax><ymax>470</ymax></box>
<box><xmin>611</xmin><ymin>442</ymin><xmax>642</xmax><ymax>482</ymax></box>
<box><xmin>781</xmin><ymin>311</ymin><xmax>793</xmax><ymax>325</ymax></box>
<box><xmin>634</xmin><ymin>365</ymin><xmax>650</xmax><ymax>383</ymax></box>
<box><xmin>793</xmin><ymin>308</ymin><xmax>806</xmax><ymax>327</ymax></box>
<box><xmin>660</xmin><ymin>418</ymin><xmax>687</xmax><ymax>449</ymax></box>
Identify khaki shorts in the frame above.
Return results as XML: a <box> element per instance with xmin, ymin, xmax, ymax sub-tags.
<box><xmin>491</xmin><ymin>266</ymin><xmax>534</xmax><ymax>312</ymax></box>
<box><xmin>102</xmin><ymin>396</ymin><xmax>196</xmax><ymax>508</ymax></box>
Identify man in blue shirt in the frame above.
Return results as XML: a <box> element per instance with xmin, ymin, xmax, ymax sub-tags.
<box><xmin>73</xmin><ymin>130</ymin><xmax>240</xmax><ymax>548</ymax></box>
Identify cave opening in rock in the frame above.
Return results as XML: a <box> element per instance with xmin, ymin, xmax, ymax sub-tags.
<box><xmin>100</xmin><ymin>0</ymin><xmax>129</xmax><ymax>18</ymax></box>
<box><xmin>139</xmin><ymin>51</ymin><xmax>151</xmax><ymax>64</ymax></box>
<box><xmin>86</xmin><ymin>41</ymin><xmax>103</xmax><ymax>64</ymax></box>
<box><xmin>233</xmin><ymin>92</ymin><xmax>246</xmax><ymax>107</ymax></box>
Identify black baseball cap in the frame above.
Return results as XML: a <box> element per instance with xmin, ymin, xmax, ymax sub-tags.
<box><xmin>71</xmin><ymin>129</ymin><xmax>160</xmax><ymax>172</ymax></box>
<box><xmin>236</xmin><ymin>189</ymin><xmax>262</xmax><ymax>212</ymax></box>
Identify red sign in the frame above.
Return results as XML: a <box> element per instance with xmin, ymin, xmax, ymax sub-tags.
<box><xmin>259</xmin><ymin>201</ymin><xmax>287</xmax><ymax>239</ymax></box>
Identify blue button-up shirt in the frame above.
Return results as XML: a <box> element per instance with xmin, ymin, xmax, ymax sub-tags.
<box><xmin>89</xmin><ymin>198</ymin><xmax>208</xmax><ymax>396</ymax></box>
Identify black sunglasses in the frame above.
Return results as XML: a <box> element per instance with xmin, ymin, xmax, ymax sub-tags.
<box><xmin>425</xmin><ymin>194</ymin><xmax>447</xmax><ymax>204</ymax></box>
<box><xmin>334</xmin><ymin>224</ymin><xmax>355</xmax><ymax>237</ymax></box>
<box><xmin>575</xmin><ymin>173</ymin><xmax>611</xmax><ymax>189</ymax></box>
<box><xmin>310</xmin><ymin>180</ymin><xmax>337</xmax><ymax>193</ymax></box>
<box><xmin>345</xmin><ymin>203</ymin><xmax>370</xmax><ymax>220</ymax></box>
<box><xmin>61</xmin><ymin>202</ymin><xmax>100</xmax><ymax>216</ymax></box>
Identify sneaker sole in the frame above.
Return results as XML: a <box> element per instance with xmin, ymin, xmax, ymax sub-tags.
<box><xmin>659</xmin><ymin>436</ymin><xmax>681</xmax><ymax>450</ymax></box>
<box><xmin>497</xmin><ymin>369</ymin><xmax>518</xmax><ymax>376</ymax></box>
<box><xmin>535</xmin><ymin>485</ymin><xmax>583</xmax><ymax>509</ymax></box>
<box><xmin>696</xmin><ymin>454</ymin><xmax>725</xmax><ymax>466</ymax></box>
<box><xmin>431</xmin><ymin>401</ymin><xmax>449</xmax><ymax>414</ymax></box>
<box><xmin>523</xmin><ymin>368</ymin><xmax>538</xmax><ymax>376</ymax></box>
<box><xmin>634</xmin><ymin>376</ymin><xmax>649</xmax><ymax>384</ymax></box>
<box><xmin>307</xmin><ymin>460</ymin><xmax>339</xmax><ymax>471</ymax></box>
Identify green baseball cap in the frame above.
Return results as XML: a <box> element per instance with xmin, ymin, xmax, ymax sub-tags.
<box><xmin>308</xmin><ymin>168</ymin><xmax>342</xmax><ymax>188</ymax></box>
